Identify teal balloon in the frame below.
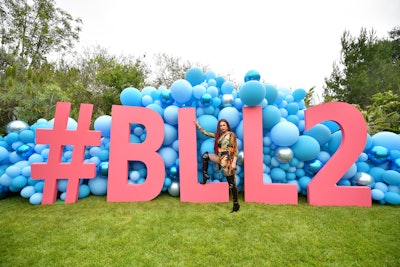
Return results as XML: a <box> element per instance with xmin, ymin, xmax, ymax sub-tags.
<box><xmin>262</xmin><ymin>105</ymin><xmax>281</xmax><ymax>130</ymax></box>
<box><xmin>244</xmin><ymin>70</ymin><xmax>260</xmax><ymax>82</ymax></box>
<box><xmin>384</xmin><ymin>191</ymin><xmax>400</xmax><ymax>205</ymax></box>
<box><xmin>382</xmin><ymin>170</ymin><xmax>400</xmax><ymax>185</ymax></box>
<box><xmin>270</xmin><ymin>168</ymin><xmax>286</xmax><ymax>182</ymax></box>
<box><xmin>264</xmin><ymin>83</ymin><xmax>279</xmax><ymax>104</ymax></box>
<box><xmin>292</xmin><ymin>135</ymin><xmax>320</xmax><ymax>161</ymax></box>
<box><xmin>286</xmin><ymin>103</ymin><xmax>299</xmax><ymax>115</ymax></box>
<box><xmin>185</xmin><ymin>67</ymin><xmax>204</xmax><ymax>86</ymax></box>
<box><xmin>201</xmin><ymin>93</ymin><xmax>212</xmax><ymax>106</ymax></box>
<box><xmin>239</xmin><ymin>81</ymin><xmax>266</xmax><ymax>106</ymax></box>
<box><xmin>292</xmin><ymin>88</ymin><xmax>307</xmax><ymax>102</ymax></box>
<box><xmin>78</xmin><ymin>184</ymin><xmax>90</xmax><ymax>199</ymax></box>
<box><xmin>304</xmin><ymin>124</ymin><xmax>332</xmax><ymax>147</ymax></box>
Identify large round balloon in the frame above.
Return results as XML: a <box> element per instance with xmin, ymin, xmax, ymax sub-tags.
<box><xmin>120</xmin><ymin>87</ymin><xmax>142</xmax><ymax>106</ymax></box>
<box><xmin>239</xmin><ymin>81</ymin><xmax>266</xmax><ymax>106</ymax></box>
<box><xmin>218</xmin><ymin>107</ymin><xmax>241</xmax><ymax>129</ymax></box>
<box><xmin>291</xmin><ymin>135</ymin><xmax>321</xmax><ymax>162</ymax></box>
<box><xmin>270</xmin><ymin>121</ymin><xmax>299</xmax><ymax>147</ymax></box>
<box><xmin>170</xmin><ymin>79</ymin><xmax>193</xmax><ymax>105</ymax></box>
<box><xmin>94</xmin><ymin>115</ymin><xmax>112</xmax><ymax>137</ymax></box>
<box><xmin>371</xmin><ymin>131</ymin><xmax>400</xmax><ymax>151</ymax></box>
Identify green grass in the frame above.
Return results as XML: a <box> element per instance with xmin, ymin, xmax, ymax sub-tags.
<box><xmin>0</xmin><ymin>193</ymin><xmax>399</xmax><ymax>267</ymax></box>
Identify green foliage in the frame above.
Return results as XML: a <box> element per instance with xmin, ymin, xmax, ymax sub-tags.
<box><xmin>0</xmin><ymin>194</ymin><xmax>399</xmax><ymax>266</ymax></box>
<box><xmin>364</xmin><ymin>90</ymin><xmax>400</xmax><ymax>134</ymax></box>
<box><xmin>324</xmin><ymin>27</ymin><xmax>400</xmax><ymax>109</ymax></box>
<box><xmin>0</xmin><ymin>0</ymin><xmax>82</xmax><ymax>68</ymax></box>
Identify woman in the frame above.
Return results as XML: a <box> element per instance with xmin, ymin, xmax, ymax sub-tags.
<box><xmin>194</xmin><ymin>119</ymin><xmax>240</xmax><ymax>213</ymax></box>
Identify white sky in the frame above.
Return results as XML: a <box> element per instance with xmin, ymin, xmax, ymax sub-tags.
<box><xmin>56</xmin><ymin>0</ymin><xmax>400</xmax><ymax>101</ymax></box>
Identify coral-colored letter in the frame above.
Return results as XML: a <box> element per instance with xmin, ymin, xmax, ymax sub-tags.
<box><xmin>243</xmin><ymin>106</ymin><xmax>298</xmax><ymax>204</ymax></box>
<box><xmin>178</xmin><ymin>108</ymin><xmax>229</xmax><ymax>202</ymax></box>
<box><xmin>107</xmin><ymin>105</ymin><xmax>165</xmax><ymax>202</ymax></box>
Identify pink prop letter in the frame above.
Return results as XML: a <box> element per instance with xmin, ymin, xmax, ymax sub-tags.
<box><xmin>107</xmin><ymin>105</ymin><xmax>165</xmax><ymax>202</ymax></box>
<box><xmin>243</xmin><ymin>106</ymin><xmax>298</xmax><ymax>204</ymax></box>
<box><xmin>306</xmin><ymin>102</ymin><xmax>371</xmax><ymax>206</ymax></box>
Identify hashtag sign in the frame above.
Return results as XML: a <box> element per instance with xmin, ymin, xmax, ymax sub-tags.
<box><xmin>31</xmin><ymin>102</ymin><xmax>101</xmax><ymax>204</ymax></box>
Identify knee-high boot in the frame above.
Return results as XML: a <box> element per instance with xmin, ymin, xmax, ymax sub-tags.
<box><xmin>226</xmin><ymin>175</ymin><xmax>240</xmax><ymax>213</ymax></box>
<box><xmin>201</xmin><ymin>152</ymin><xmax>210</xmax><ymax>184</ymax></box>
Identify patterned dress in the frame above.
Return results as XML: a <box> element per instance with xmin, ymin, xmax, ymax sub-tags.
<box><xmin>217</xmin><ymin>131</ymin><xmax>238</xmax><ymax>176</ymax></box>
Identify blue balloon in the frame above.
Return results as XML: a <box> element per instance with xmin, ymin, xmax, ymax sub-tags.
<box><xmin>262</xmin><ymin>105</ymin><xmax>281</xmax><ymax>130</ymax></box>
<box><xmin>218</xmin><ymin>107</ymin><xmax>241</xmax><ymax>129</ymax></box>
<box><xmin>159</xmin><ymin>147</ymin><xmax>178</xmax><ymax>168</ymax></box>
<box><xmin>20</xmin><ymin>185</ymin><xmax>35</xmax><ymax>198</ymax></box>
<box><xmin>16</xmin><ymin>144</ymin><xmax>34</xmax><ymax>159</ymax></box>
<box><xmin>239</xmin><ymin>81</ymin><xmax>266</xmax><ymax>106</ymax></box>
<box><xmin>29</xmin><ymin>192</ymin><xmax>42</xmax><ymax>205</ymax></box>
<box><xmin>19</xmin><ymin>129</ymin><xmax>35</xmax><ymax>143</ymax></box>
<box><xmin>368</xmin><ymin>167</ymin><xmax>386</xmax><ymax>183</ymax></box>
<box><xmin>192</xmin><ymin>85</ymin><xmax>207</xmax><ymax>100</ymax></box>
<box><xmin>78</xmin><ymin>184</ymin><xmax>91</xmax><ymax>199</ymax></box>
<box><xmin>382</xmin><ymin>170</ymin><xmax>400</xmax><ymax>185</ymax></box>
<box><xmin>292</xmin><ymin>88</ymin><xmax>307</xmax><ymax>102</ymax></box>
<box><xmin>371</xmin><ymin>188</ymin><xmax>385</xmax><ymax>200</ymax></box>
<box><xmin>291</xmin><ymin>135</ymin><xmax>320</xmax><ymax>162</ymax></box>
<box><xmin>205</xmin><ymin>70</ymin><xmax>216</xmax><ymax>81</ymax></box>
<box><xmin>221</xmin><ymin>81</ymin><xmax>235</xmax><ymax>94</ymax></box>
<box><xmin>163</xmin><ymin>124</ymin><xmax>178</xmax><ymax>146</ymax></box>
<box><xmin>201</xmin><ymin>93</ymin><xmax>212</xmax><ymax>106</ymax></box>
<box><xmin>286</xmin><ymin>103</ymin><xmax>299</xmax><ymax>115</ymax></box>
<box><xmin>270</xmin><ymin>168</ymin><xmax>286</xmax><ymax>182</ymax></box>
<box><xmin>94</xmin><ymin>115</ymin><xmax>112</xmax><ymax>138</ymax></box>
<box><xmin>88</xmin><ymin>176</ymin><xmax>108</xmax><ymax>196</ymax></box>
<box><xmin>384</xmin><ymin>191</ymin><xmax>400</xmax><ymax>205</ymax></box>
<box><xmin>244</xmin><ymin>70</ymin><xmax>260</xmax><ymax>82</ymax></box>
<box><xmin>185</xmin><ymin>67</ymin><xmax>204</xmax><ymax>86</ymax></box>
<box><xmin>368</xmin><ymin>146</ymin><xmax>390</xmax><ymax>164</ymax></box>
<box><xmin>304</xmin><ymin>124</ymin><xmax>332</xmax><ymax>147</ymax></box>
<box><xmin>170</xmin><ymin>79</ymin><xmax>193</xmax><ymax>105</ymax></box>
<box><xmin>206</xmin><ymin>86</ymin><xmax>219</xmax><ymax>98</ymax></box>
<box><xmin>120</xmin><ymin>87</ymin><xmax>142</xmax><ymax>106</ymax></box>
<box><xmin>270</xmin><ymin>121</ymin><xmax>299</xmax><ymax>147</ymax></box>
<box><xmin>163</xmin><ymin>105</ymin><xmax>179</xmax><ymax>126</ymax></box>
<box><xmin>371</xmin><ymin>131</ymin><xmax>400</xmax><ymax>151</ymax></box>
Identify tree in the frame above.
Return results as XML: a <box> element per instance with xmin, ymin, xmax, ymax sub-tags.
<box><xmin>0</xmin><ymin>0</ymin><xmax>82</xmax><ymax>68</ymax></box>
<box><xmin>323</xmin><ymin>27</ymin><xmax>400</xmax><ymax>109</ymax></box>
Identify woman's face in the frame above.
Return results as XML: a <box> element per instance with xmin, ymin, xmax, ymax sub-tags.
<box><xmin>219</xmin><ymin>121</ymin><xmax>228</xmax><ymax>133</ymax></box>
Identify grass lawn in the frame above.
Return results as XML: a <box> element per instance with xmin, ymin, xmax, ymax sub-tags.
<box><xmin>0</xmin><ymin>193</ymin><xmax>399</xmax><ymax>267</ymax></box>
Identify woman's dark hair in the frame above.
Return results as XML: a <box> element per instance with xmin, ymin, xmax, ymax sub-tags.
<box><xmin>214</xmin><ymin>119</ymin><xmax>232</xmax><ymax>154</ymax></box>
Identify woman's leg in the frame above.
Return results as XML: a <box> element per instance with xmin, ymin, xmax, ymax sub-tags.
<box><xmin>201</xmin><ymin>152</ymin><xmax>219</xmax><ymax>184</ymax></box>
<box><xmin>225</xmin><ymin>173</ymin><xmax>240</xmax><ymax>213</ymax></box>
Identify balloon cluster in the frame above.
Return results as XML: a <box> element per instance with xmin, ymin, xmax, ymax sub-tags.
<box><xmin>1</xmin><ymin>68</ymin><xmax>399</xmax><ymax>205</ymax></box>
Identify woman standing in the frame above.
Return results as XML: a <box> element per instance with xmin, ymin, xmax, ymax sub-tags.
<box><xmin>194</xmin><ymin>119</ymin><xmax>240</xmax><ymax>213</ymax></box>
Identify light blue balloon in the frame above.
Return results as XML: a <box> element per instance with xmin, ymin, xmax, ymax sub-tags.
<box><xmin>205</xmin><ymin>70</ymin><xmax>217</xmax><ymax>81</ymax></box>
<box><xmin>240</xmin><ymin>81</ymin><xmax>266</xmax><ymax>106</ymax></box>
<box><xmin>146</xmin><ymin>103</ymin><xmax>163</xmax><ymax>116</ymax></box>
<box><xmin>270</xmin><ymin>121</ymin><xmax>299</xmax><ymax>147</ymax></box>
<box><xmin>197</xmin><ymin>115</ymin><xmax>218</xmax><ymax>137</ymax></box>
<box><xmin>200</xmin><ymin>138</ymin><xmax>215</xmax><ymax>155</ymax></box>
<box><xmin>185</xmin><ymin>67</ymin><xmax>204</xmax><ymax>86</ymax></box>
<box><xmin>298</xmin><ymin>176</ymin><xmax>311</xmax><ymax>190</ymax></box>
<box><xmin>170</xmin><ymin>79</ymin><xmax>193</xmax><ymax>104</ymax></box>
<box><xmin>262</xmin><ymin>105</ymin><xmax>281</xmax><ymax>130</ymax></box>
<box><xmin>371</xmin><ymin>188</ymin><xmax>385</xmax><ymax>200</ymax></box>
<box><xmin>286</xmin><ymin>115</ymin><xmax>299</xmax><ymax>126</ymax></box>
<box><xmin>20</xmin><ymin>185</ymin><xmax>35</xmax><ymax>198</ymax></box>
<box><xmin>218</xmin><ymin>107</ymin><xmax>241</xmax><ymax>129</ymax></box>
<box><xmin>29</xmin><ymin>192</ymin><xmax>42</xmax><ymax>205</ymax></box>
<box><xmin>163</xmin><ymin>105</ymin><xmax>179</xmax><ymax>125</ymax></box>
<box><xmin>6</xmin><ymin>165</ymin><xmax>21</xmax><ymax>178</ymax></box>
<box><xmin>193</xmin><ymin>85</ymin><xmax>206</xmax><ymax>100</ymax></box>
<box><xmin>88</xmin><ymin>176</ymin><xmax>108</xmax><ymax>196</ymax></box>
<box><xmin>11</xmin><ymin>175</ymin><xmax>27</xmax><ymax>189</ymax></box>
<box><xmin>0</xmin><ymin>146</ymin><xmax>8</xmax><ymax>162</ymax></box>
<box><xmin>94</xmin><ymin>115</ymin><xmax>112</xmax><ymax>138</ymax></box>
<box><xmin>206</xmin><ymin>86</ymin><xmax>219</xmax><ymax>98</ymax></box>
<box><xmin>291</xmin><ymin>135</ymin><xmax>320</xmax><ymax>162</ymax></box>
<box><xmin>221</xmin><ymin>81</ymin><xmax>235</xmax><ymax>94</ymax></box>
<box><xmin>120</xmin><ymin>87</ymin><xmax>142</xmax><ymax>106</ymax></box>
<box><xmin>141</xmin><ymin>95</ymin><xmax>153</xmax><ymax>106</ymax></box>
<box><xmin>327</xmin><ymin>131</ymin><xmax>342</xmax><ymax>154</ymax></box>
<box><xmin>371</xmin><ymin>131</ymin><xmax>400</xmax><ymax>151</ymax></box>
<box><xmin>163</xmin><ymin>124</ymin><xmax>178</xmax><ymax>146</ymax></box>
<box><xmin>159</xmin><ymin>147</ymin><xmax>177</xmax><ymax>168</ymax></box>
<box><xmin>19</xmin><ymin>130</ymin><xmax>35</xmax><ymax>143</ymax></box>
<box><xmin>57</xmin><ymin>179</ymin><xmax>68</xmax><ymax>192</ymax></box>
<box><xmin>286</xmin><ymin>102</ymin><xmax>299</xmax><ymax>115</ymax></box>
<box><xmin>368</xmin><ymin>167</ymin><xmax>386</xmax><ymax>183</ymax></box>
<box><xmin>342</xmin><ymin>163</ymin><xmax>357</xmax><ymax>179</ymax></box>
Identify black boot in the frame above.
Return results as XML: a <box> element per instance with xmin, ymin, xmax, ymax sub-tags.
<box><xmin>201</xmin><ymin>152</ymin><xmax>210</xmax><ymax>184</ymax></box>
<box><xmin>231</xmin><ymin>202</ymin><xmax>240</xmax><ymax>213</ymax></box>
<box><xmin>227</xmin><ymin>175</ymin><xmax>240</xmax><ymax>213</ymax></box>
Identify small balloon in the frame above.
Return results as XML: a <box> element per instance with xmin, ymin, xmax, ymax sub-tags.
<box><xmin>16</xmin><ymin>144</ymin><xmax>34</xmax><ymax>159</ymax></box>
<box><xmin>354</xmin><ymin>172</ymin><xmax>374</xmax><ymax>186</ymax></box>
<box><xmin>222</xmin><ymin>94</ymin><xmax>234</xmax><ymax>107</ymax></box>
<box><xmin>244</xmin><ymin>70</ymin><xmax>261</xmax><ymax>82</ymax></box>
<box><xmin>275</xmin><ymin>147</ymin><xmax>293</xmax><ymax>163</ymax></box>
<box><xmin>237</xmin><ymin>151</ymin><xmax>244</xmax><ymax>164</ymax></box>
<box><xmin>98</xmin><ymin>162</ymin><xmax>109</xmax><ymax>176</ymax></box>
<box><xmin>6</xmin><ymin>120</ymin><xmax>30</xmax><ymax>133</ymax></box>
<box><xmin>168</xmin><ymin>181</ymin><xmax>180</xmax><ymax>197</ymax></box>
<box><xmin>168</xmin><ymin>165</ymin><xmax>179</xmax><ymax>179</ymax></box>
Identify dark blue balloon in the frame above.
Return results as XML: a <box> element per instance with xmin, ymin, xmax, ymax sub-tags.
<box><xmin>244</xmin><ymin>70</ymin><xmax>261</xmax><ymax>82</ymax></box>
<box><xmin>16</xmin><ymin>144</ymin><xmax>34</xmax><ymax>159</ymax></box>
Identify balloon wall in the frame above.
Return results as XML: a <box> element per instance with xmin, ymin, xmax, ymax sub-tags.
<box><xmin>1</xmin><ymin>68</ymin><xmax>400</xmax><ymax>205</ymax></box>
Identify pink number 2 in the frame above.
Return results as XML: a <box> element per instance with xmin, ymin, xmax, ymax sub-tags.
<box><xmin>305</xmin><ymin>102</ymin><xmax>372</xmax><ymax>207</ymax></box>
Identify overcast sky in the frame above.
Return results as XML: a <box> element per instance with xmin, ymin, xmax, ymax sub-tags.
<box><xmin>56</xmin><ymin>0</ymin><xmax>400</xmax><ymax>100</ymax></box>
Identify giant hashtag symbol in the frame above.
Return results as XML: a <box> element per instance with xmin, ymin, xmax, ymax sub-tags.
<box><xmin>31</xmin><ymin>102</ymin><xmax>101</xmax><ymax>204</ymax></box>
